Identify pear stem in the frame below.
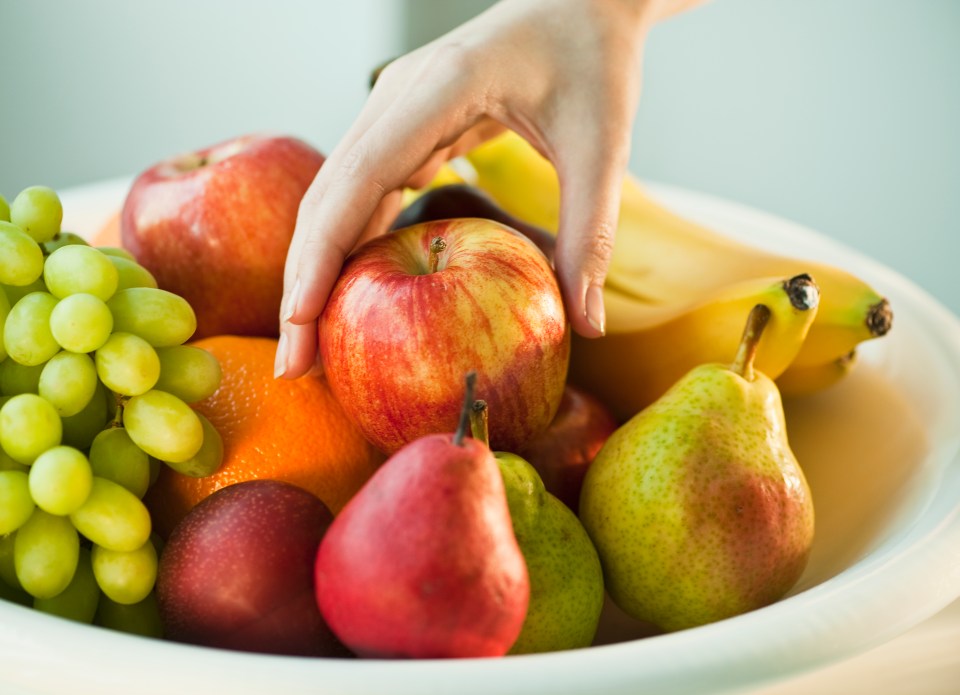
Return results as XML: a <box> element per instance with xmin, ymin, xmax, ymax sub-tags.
<box><xmin>453</xmin><ymin>371</ymin><xmax>477</xmax><ymax>447</ymax></box>
<box><xmin>731</xmin><ymin>304</ymin><xmax>772</xmax><ymax>380</ymax></box>
<box><xmin>469</xmin><ymin>400</ymin><xmax>490</xmax><ymax>447</ymax></box>
<box><xmin>428</xmin><ymin>236</ymin><xmax>447</xmax><ymax>274</ymax></box>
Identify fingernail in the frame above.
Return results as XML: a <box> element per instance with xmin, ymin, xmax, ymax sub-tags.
<box><xmin>282</xmin><ymin>278</ymin><xmax>301</xmax><ymax>323</ymax></box>
<box><xmin>274</xmin><ymin>332</ymin><xmax>289</xmax><ymax>379</ymax></box>
<box><xmin>585</xmin><ymin>283</ymin><xmax>606</xmax><ymax>336</ymax></box>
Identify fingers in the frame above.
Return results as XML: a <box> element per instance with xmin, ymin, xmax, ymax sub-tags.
<box><xmin>277</xmin><ymin>70</ymin><xmax>483</xmax><ymax>379</ymax></box>
<box><xmin>551</xmin><ymin>123</ymin><xmax>632</xmax><ymax>339</ymax></box>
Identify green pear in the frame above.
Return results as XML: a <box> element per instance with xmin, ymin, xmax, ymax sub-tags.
<box><xmin>579</xmin><ymin>305</ymin><xmax>815</xmax><ymax>632</ymax></box>
<box><xmin>472</xmin><ymin>402</ymin><xmax>604</xmax><ymax>654</ymax></box>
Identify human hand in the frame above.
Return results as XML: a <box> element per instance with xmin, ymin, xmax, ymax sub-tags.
<box><xmin>276</xmin><ymin>0</ymin><xmax>701</xmax><ymax>379</ymax></box>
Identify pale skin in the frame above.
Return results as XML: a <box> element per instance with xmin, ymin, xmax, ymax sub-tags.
<box><xmin>276</xmin><ymin>0</ymin><xmax>707</xmax><ymax>379</ymax></box>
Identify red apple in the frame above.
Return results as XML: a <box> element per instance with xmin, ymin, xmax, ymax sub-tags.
<box><xmin>120</xmin><ymin>134</ymin><xmax>324</xmax><ymax>339</ymax></box>
<box><xmin>155</xmin><ymin>479</ymin><xmax>347</xmax><ymax>657</ymax></box>
<box><xmin>319</xmin><ymin>218</ymin><xmax>570</xmax><ymax>455</ymax></box>
<box><xmin>518</xmin><ymin>384</ymin><xmax>618</xmax><ymax>511</ymax></box>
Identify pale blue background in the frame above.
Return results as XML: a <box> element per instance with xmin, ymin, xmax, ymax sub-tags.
<box><xmin>1</xmin><ymin>0</ymin><xmax>957</xmax><ymax>315</ymax></box>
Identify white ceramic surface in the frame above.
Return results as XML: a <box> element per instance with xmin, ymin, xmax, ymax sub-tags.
<box><xmin>0</xmin><ymin>179</ymin><xmax>958</xmax><ymax>695</ymax></box>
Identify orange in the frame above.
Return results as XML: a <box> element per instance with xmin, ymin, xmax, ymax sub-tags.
<box><xmin>144</xmin><ymin>336</ymin><xmax>386</xmax><ymax>539</ymax></box>
<box><xmin>92</xmin><ymin>210</ymin><xmax>121</xmax><ymax>247</ymax></box>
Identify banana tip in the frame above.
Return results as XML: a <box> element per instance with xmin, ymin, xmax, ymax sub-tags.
<box><xmin>867</xmin><ymin>299</ymin><xmax>893</xmax><ymax>337</ymax></box>
<box><xmin>785</xmin><ymin>274</ymin><xmax>820</xmax><ymax>311</ymax></box>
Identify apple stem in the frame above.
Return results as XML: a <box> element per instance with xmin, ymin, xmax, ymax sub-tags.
<box><xmin>428</xmin><ymin>236</ymin><xmax>447</xmax><ymax>274</ymax></box>
<box><xmin>730</xmin><ymin>304</ymin><xmax>771</xmax><ymax>380</ymax></box>
<box><xmin>453</xmin><ymin>372</ymin><xmax>477</xmax><ymax>447</ymax></box>
<box><xmin>469</xmin><ymin>400</ymin><xmax>490</xmax><ymax>447</ymax></box>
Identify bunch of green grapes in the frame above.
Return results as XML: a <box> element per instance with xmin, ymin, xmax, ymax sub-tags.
<box><xmin>0</xmin><ymin>186</ymin><xmax>223</xmax><ymax>636</ymax></box>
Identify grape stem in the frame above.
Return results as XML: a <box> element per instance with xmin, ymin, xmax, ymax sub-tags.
<box><xmin>110</xmin><ymin>393</ymin><xmax>128</xmax><ymax>428</ymax></box>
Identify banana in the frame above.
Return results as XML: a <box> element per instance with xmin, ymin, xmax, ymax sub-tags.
<box><xmin>568</xmin><ymin>274</ymin><xmax>820</xmax><ymax>421</ymax></box>
<box><xmin>775</xmin><ymin>350</ymin><xmax>858</xmax><ymax>397</ymax></box>
<box><xmin>460</xmin><ymin>132</ymin><xmax>893</xmax><ymax>370</ymax></box>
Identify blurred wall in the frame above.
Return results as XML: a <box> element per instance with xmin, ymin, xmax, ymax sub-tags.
<box><xmin>1</xmin><ymin>0</ymin><xmax>957</xmax><ymax>314</ymax></box>
<box><xmin>0</xmin><ymin>0</ymin><xmax>403</xmax><ymax>189</ymax></box>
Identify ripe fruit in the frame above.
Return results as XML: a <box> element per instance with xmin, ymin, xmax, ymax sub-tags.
<box><xmin>157</xmin><ymin>480</ymin><xmax>345</xmax><ymax>656</ymax></box>
<box><xmin>319</xmin><ymin>218</ymin><xmax>570</xmax><ymax>455</ymax></box>
<box><xmin>580</xmin><ymin>305</ymin><xmax>815</xmax><ymax>631</ymax></box>
<box><xmin>517</xmin><ymin>384</ymin><xmax>618</xmax><ymax>511</ymax></box>
<box><xmin>316</xmin><ymin>374</ymin><xmax>529</xmax><ymax>658</ymax></box>
<box><xmin>143</xmin><ymin>336</ymin><xmax>385</xmax><ymax>540</ymax></box>
<box><xmin>120</xmin><ymin>134</ymin><xmax>325</xmax><ymax>339</ymax></box>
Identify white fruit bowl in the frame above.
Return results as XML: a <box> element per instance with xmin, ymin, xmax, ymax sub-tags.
<box><xmin>1</xmin><ymin>179</ymin><xmax>958</xmax><ymax>695</ymax></box>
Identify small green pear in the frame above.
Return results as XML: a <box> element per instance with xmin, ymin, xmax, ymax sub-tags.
<box><xmin>471</xmin><ymin>402</ymin><xmax>604</xmax><ymax>654</ymax></box>
<box><xmin>579</xmin><ymin>304</ymin><xmax>815</xmax><ymax>632</ymax></box>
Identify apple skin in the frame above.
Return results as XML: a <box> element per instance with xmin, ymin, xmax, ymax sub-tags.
<box><xmin>120</xmin><ymin>134</ymin><xmax>324</xmax><ymax>339</ymax></box>
<box><xmin>518</xmin><ymin>384</ymin><xmax>618</xmax><ymax>512</ymax></box>
<box><xmin>319</xmin><ymin>218</ymin><xmax>570</xmax><ymax>455</ymax></box>
<box><xmin>155</xmin><ymin>479</ymin><xmax>347</xmax><ymax>657</ymax></box>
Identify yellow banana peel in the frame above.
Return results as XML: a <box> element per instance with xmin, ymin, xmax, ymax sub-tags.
<box><xmin>775</xmin><ymin>350</ymin><xmax>858</xmax><ymax>397</ymax></box>
<box><xmin>460</xmin><ymin>131</ymin><xmax>892</xmax><ymax>381</ymax></box>
<box><xmin>569</xmin><ymin>274</ymin><xmax>820</xmax><ymax>421</ymax></box>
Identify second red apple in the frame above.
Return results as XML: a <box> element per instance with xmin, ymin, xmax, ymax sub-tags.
<box><xmin>120</xmin><ymin>134</ymin><xmax>324</xmax><ymax>339</ymax></box>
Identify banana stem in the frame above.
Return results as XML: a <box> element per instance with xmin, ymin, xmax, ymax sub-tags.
<box><xmin>428</xmin><ymin>236</ymin><xmax>447</xmax><ymax>274</ymax></box>
<box><xmin>731</xmin><ymin>304</ymin><xmax>772</xmax><ymax>380</ymax></box>
<box><xmin>453</xmin><ymin>372</ymin><xmax>477</xmax><ymax>447</ymax></box>
<box><xmin>469</xmin><ymin>400</ymin><xmax>490</xmax><ymax>447</ymax></box>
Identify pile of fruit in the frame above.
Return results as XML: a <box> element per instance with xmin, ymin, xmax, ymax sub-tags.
<box><xmin>0</xmin><ymin>130</ymin><xmax>892</xmax><ymax>658</ymax></box>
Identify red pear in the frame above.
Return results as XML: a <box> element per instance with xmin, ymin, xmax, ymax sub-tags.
<box><xmin>315</xmin><ymin>374</ymin><xmax>529</xmax><ymax>658</ymax></box>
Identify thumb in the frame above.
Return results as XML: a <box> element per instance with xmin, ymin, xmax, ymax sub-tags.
<box><xmin>552</xmin><ymin>132</ymin><xmax>630</xmax><ymax>338</ymax></box>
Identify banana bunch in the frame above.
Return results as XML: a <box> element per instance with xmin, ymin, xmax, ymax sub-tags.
<box><xmin>447</xmin><ymin>132</ymin><xmax>892</xmax><ymax>420</ymax></box>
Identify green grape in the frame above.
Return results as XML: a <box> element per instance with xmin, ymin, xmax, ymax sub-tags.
<box><xmin>61</xmin><ymin>382</ymin><xmax>110</xmax><ymax>450</ymax></box>
<box><xmin>97</xmin><ymin>246</ymin><xmax>134</xmax><ymax>261</ymax></box>
<box><xmin>0</xmin><ymin>393</ymin><xmax>62</xmax><ymax>464</ymax></box>
<box><xmin>33</xmin><ymin>546</ymin><xmax>99</xmax><ymax>623</ymax></box>
<box><xmin>91</xmin><ymin>539</ymin><xmax>157</xmax><ymax>605</ymax></box>
<box><xmin>0</xmin><ymin>470</ymin><xmax>35</xmax><ymax>534</ymax></box>
<box><xmin>43</xmin><ymin>245</ymin><xmax>118</xmax><ymax>300</ymax></box>
<box><xmin>154</xmin><ymin>345</ymin><xmax>222</xmax><ymax>403</ymax></box>
<box><xmin>88</xmin><ymin>427</ymin><xmax>151</xmax><ymax>499</ymax></box>
<box><xmin>0</xmin><ymin>193</ymin><xmax>9</xmax><ymax>221</ymax></box>
<box><xmin>4</xmin><ymin>291</ymin><xmax>60</xmax><ymax>366</ymax></box>
<box><xmin>123</xmin><ymin>389</ymin><xmax>203</xmax><ymax>463</ymax></box>
<box><xmin>107</xmin><ymin>287</ymin><xmax>197</xmax><ymax>347</ymax></box>
<box><xmin>28</xmin><ymin>446</ymin><xmax>93</xmax><ymax>515</ymax></box>
<box><xmin>14</xmin><ymin>509</ymin><xmax>79</xmax><ymax>599</ymax></box>
<box><xmin>148</xmin><ymin>456</ymin><xmax>161</xmax><ymax>487</ymax></box>
<box><xmin>10</xmin><ymin>185</ymin><xmax>63</xmax><ymax>244</ymax></box>
<box><xmin>95</xmin><ymin>591</ymin><xmax>164</xmax><ymax>638</ymax></box>
<box><xmin>0</xmin><ymin>532</ymin><xmax>21</xmax><ymax>590</ymax></box>
<box><xmin>95</xmin><ymin>331</ymin><xmax>160</xmax><ymax>396</ymax></box>
<box><xmin>42</xmin><ymin>231</ymin><xmax>89</xmax><ymax>254</ymax></box>
<box><xmin>0</xmin><ymin>287</ymin><xmax>9</xmax><ymax>362</ymax></box>
<box><xmin>2</xmin><ymin>276</ymin><xmax>47</xmax><ymax>306</ymax></box>
<box><xmin>163</xmin><ymin>412</ymin><xmax>223</xmax><ymax>477</ymax></box>
<box><xmin>0</xmin><ymin>446</ymin><xmax>29</xmax><ymax>472</ymax></box>
<box><xmin>0</xmin><ymin>573</ymin><xmax>32</xmax><ymax>606</ymax></box>
<box><xmin>69</xmin><ymin>477</ymin><xmax>151</xmax><ymax>552</ymax></box>
<box><xmin>39</xmin><ymin>351</ymin><xmax>98</xmax><ymax>417</ymax></box>
<box><xmin>0</xmin><ymin>221</ymin><xmax>44</xmax><ymax>286</ymax></box>
<box><xmin>0</xmin><ymin>359</ymin><xmax>44</xmax><ymax>395</ymax></box>
<box><xmin>49</xmin><ymin>292</ymin><xmax>113</xmax><ymax>353</ymax></box>
<box><xmin>108</xmin><ymin>255</ymin><xmax>158</xmax><ymax>291</ymax></box>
